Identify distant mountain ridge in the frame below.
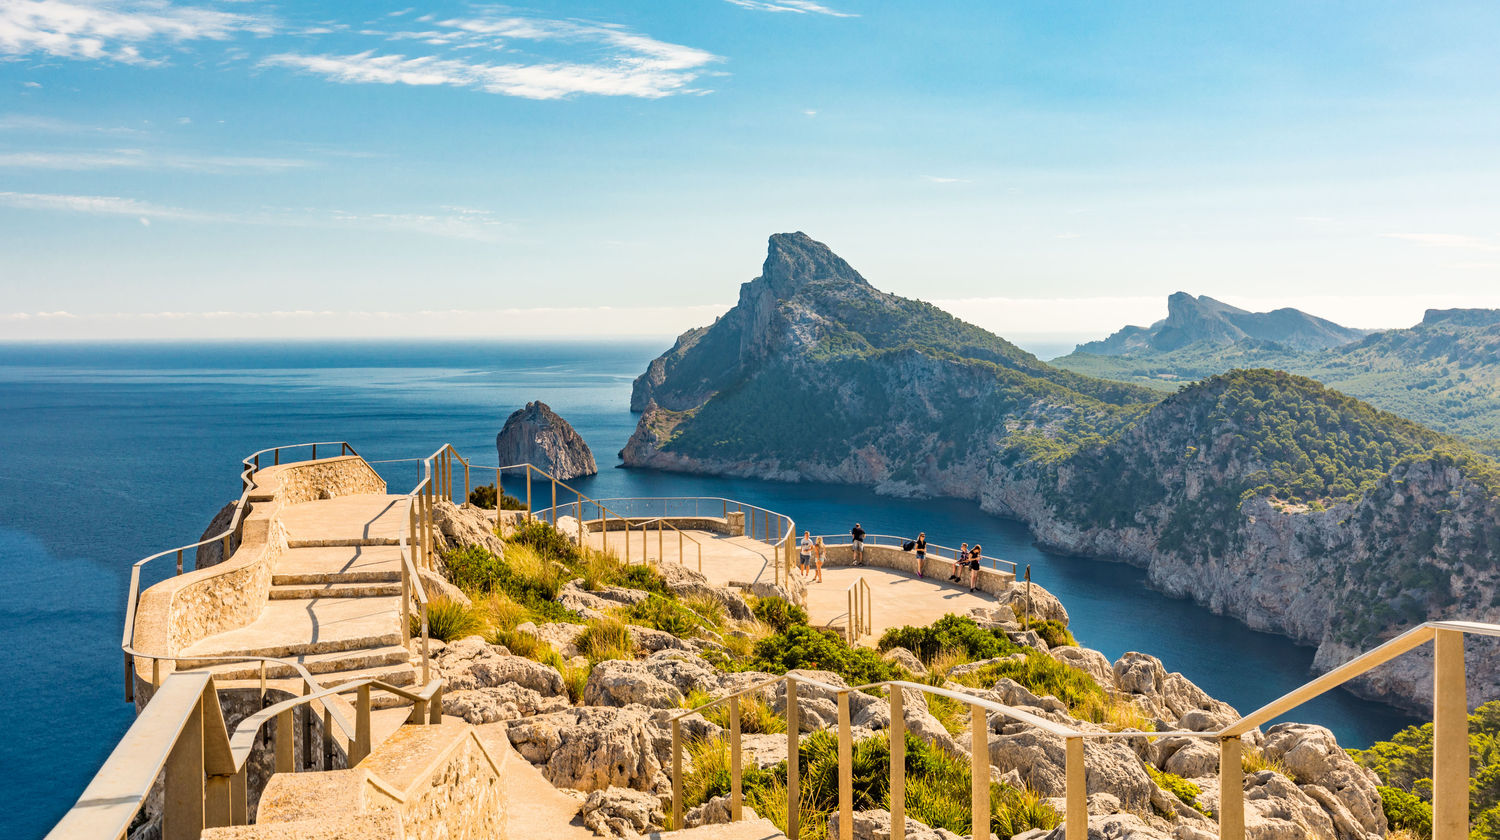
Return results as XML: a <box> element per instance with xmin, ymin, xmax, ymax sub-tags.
<box><xmin>1055</xmin><ymin>300</ymin><xmax>1500</xmax><ymax>440</ymax></box>
<box><xmin>1076</xmin><ymin>292</ymin><xmax>1372</xmax><ymax>356</ymax></box>
<box><xmin>622</xmin><ymin>233</ymin><xmax>1500</xmax><ymax>713</ymax></box>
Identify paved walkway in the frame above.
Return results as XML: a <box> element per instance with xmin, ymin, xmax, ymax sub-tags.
<box><xmin>582</xmin><ymin>526</ymin><xmax>997</xmax><ymax>644</ymax></box>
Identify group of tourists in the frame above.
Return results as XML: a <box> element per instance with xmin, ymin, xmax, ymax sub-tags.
<box><xmin>798</xmin><ymin>524</ymin><xmax>987</xmax><ymax>593</ymax></box>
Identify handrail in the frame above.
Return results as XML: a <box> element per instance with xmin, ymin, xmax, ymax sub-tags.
<box><xmin>844</xmin><ymin>577</ymin><xmax>872</xmax><ymax>643</ymax></box>
<box><xmin>810</xmin><ymin>532</ymin><xmax>1018</xmax><ymax>575</ymax></box>
<box><xmin>667</xmin><ymin>619</ymin><xmax>1499</xmax><ymax>840</ymax></box>
<box><xmin>48</xmin><ymin>671</ymin><xmax>443</xmax><ymax>840</ymax></box>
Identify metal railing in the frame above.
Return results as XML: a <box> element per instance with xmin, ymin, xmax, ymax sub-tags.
<box><xmin>845</xmin><ymin>577</ymin><xmax>872</xmax><ymax>644</ymax></box>
<box><xmin>669</xmin><ymin>619</ymin><xmax>1497</xmax><ymax>840</ymax></box>
<box><xmin>47</xmin><ymin>671</ymin><xmax>443</xmax><ymax>840</ymax></box>
<box><xmin>811</xmin><ymin>533</ymin><xmax>1018</xmax><ymax>576</ymax></box>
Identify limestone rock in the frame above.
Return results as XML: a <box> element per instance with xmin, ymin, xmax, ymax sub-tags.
<box><xmin>580</xmin><ymin>786</ymin><xmax>663</xmax><ymax>837</ymax></box>
<box><xmin>533</xmin><ymin>622</ymin><xmax>586</xmax><ymax>657</ymax></box>
<box><xmin>1049</xmin><ymin>646</ymin><xmax>1114</xmax><ymax>687</ymax></box>
<box><xmin>444</xmin><ymin>683</ymin><xmax>570</xmax><ymax>724</ymax></box>
<box><xmin>683</xmin><ymin>795</ymin><xmax>757</xmax><ymax>829</ymax></box>
<box><xmin>988</xmin><ymin>731</ymin><xmax>1156</xmax><ymax>812</ymax></box>
<box><xmin>882</xmin><ymin>646</ymin><xmax>927</xmax><ymax>676</ymax></box>
<box><xmin>1021</xmin><ymin>813</ymin><xmax>1172</xmax><ymax>839</ymax></box>
<box><xmin>430</xmin><ymin>499</ymin><xmax>505</xmax><ymax>557</ymax></box>
<box><xmin>655</xmin><ymin>562</ymin><xmax>754</xmax><ymax>621</ymax></box>
<box><xmin>194</xmin><ymin>500</ymin><xmax>238</xmax><ymax>569</ymax></box>
<box><xmin>1260</xmin><ymin>723</ymin><xmax>1385</xmax><ymax>839</ymax></box>
<box><xmin>434</xmin><ymin>635</ymin><xmax>566</xmax><ymax>696</ymax></box>
<box><xmin>419</xmin><ymin>568</ymin><xmax>470</xmax><ymax>607</ymax></box>
<box><xmin>993</xmin><ymin>581</ymin><xmax>1070</xmax><ymax>626</ymax></box>
<box><xmin>826</xmin><ymin>809</ymin><xmax>965</xmax><ymax>840</ymax></box>
<box><xmin>585</xmin><ymin>660</ymin><xmax>684</xmax><ymax>709</ymax></box>
<box><xmin>507</xmin><ymin>705</ymin><xmax>664</xmax><ymax>792</ymax></box>
<box><xmin>496</xmin><ymin>401</ymin><xmax>598</xmax><ymax>481</ymax></box>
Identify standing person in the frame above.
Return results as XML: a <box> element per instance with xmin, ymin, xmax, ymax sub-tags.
<box><xmin>813</xmin><ymin>537</ymin><xmax>826</xmax><ymax>583</ymax></box>
<box><xmin>949</xmin><ymin>544</ymin><xmax>968</xmax><ymax>582</ymax></box>
<box><xmin>914</xmin><ymin>532</ymin><xmax>927</xmax><ymax>577</ymax></box>
<box><xmin>799</xmin><ymin>530</ymin><xmax>813</xmax><ymax>577</ymax></box>
<box><xmin>851</xmin><ymin>523</ymin><xmax>866</xmax><ymax>566</ymax></box>
<box><xmin>968</xmin><ymin>544</ymin><xmax>983</xmax><ymax>592</ymax></box>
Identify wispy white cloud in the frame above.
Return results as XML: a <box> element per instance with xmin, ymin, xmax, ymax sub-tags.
<box><xmin>922</xmin><ymin>175</ymin><xmax>969</xmax><ymax>184</ymax></box>
<box><xmin>0</xmin><ymin>149</ymin><xmax>311</xmax><ymax>171</ymax></box>
<box><xmin>0</xmin><ymin>189</ymin><xmax>515</xmax><ymax>241</ymax></box>
<box><xmin>1384</xmin><ymin>233</ymin><xmax>1500</xmax><ymax>252</ymax></box>
<box><xmin>724</xmin><ymin>0</ymin><xmax>857</xmax><ymax>17</ymax></box>
<box><xmin>261</xmin><ymin>15</ymin><xmax>721</xmax><ymax>100</ymax></box>
<box><xmin>0</xmin><ymin>0</ymin><xmax>270</xmax><ymax>64</ymax></box>
<box><xmin>0</xmin><ymin>114</ymin><xmax>145</xmax><ymax>135</ymax></box>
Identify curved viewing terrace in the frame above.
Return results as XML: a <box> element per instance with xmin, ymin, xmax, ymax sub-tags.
<box><xmin>45</xmin><ymin>440</ymin><xmax>1500</xmax><ymax>840</ymax></box>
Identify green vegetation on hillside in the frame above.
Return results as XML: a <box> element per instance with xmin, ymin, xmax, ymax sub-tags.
<box><xmin>1350</xmin><ymin>700</ymin><xmax>1500</xmax><ymax>839</ymax></box>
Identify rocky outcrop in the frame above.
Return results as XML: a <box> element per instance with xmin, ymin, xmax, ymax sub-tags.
<box><xmin>430</xmin><ymin>636</ymin><xmax>569</xmax><ymax>724</ymax></box>
<box><xmin>496</xmin><ymin>401</ymin><xmax>597</xmax><ymax>480</ymax></box>
<box><xmin>580</xmin><ymin>787</ymin><xmax>664</xmax><ymax>838</ymax></box>
<box><xmin>1075</xmin><ymin>292</ymin><xmax>1369</xmax><ymax>356</ymax></box>
<box><xmin>506</xmin><ymin>705</ymin><xmax>665</xmax><ymax>792</ymax></box>
<box><xmin>194</xmin><ymin>500</ymin><xmax>239</xmax><ymax>568</ymax></box>
<box><xmin>431</xmin><ymin>499</ymin><xmax>505</xmax><ymax>557</ymax></box>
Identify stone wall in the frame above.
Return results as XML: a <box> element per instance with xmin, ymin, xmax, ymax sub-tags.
<box><xmin>250</xmin><ymin>456</ymin><xmax>386</xmax><ymax>505</ymax></box>
<box><xmin>821</xmin><ymin>543</ymin><xmax>1017</xmax><ymax>595</ymax></box>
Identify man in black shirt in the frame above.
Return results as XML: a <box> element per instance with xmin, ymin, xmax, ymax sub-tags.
<box><xmin>851</xmin><ymin>523</ymin><xmax>866</xmax><ymax>566</ymax></box>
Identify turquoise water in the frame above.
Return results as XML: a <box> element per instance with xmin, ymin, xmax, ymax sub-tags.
<box><xmin>0</xmin><ymin>340</ymin><xmax>1419</xmax><ymax>838</ymax></box>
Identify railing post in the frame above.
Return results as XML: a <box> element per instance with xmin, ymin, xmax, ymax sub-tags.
<box><xmin>322</xmin><ymin>706</ymin><xmax>334</xmax><ymax>770</ymax></box>
<box><xmin>890</xmin><ymin>688</ymin><xmax>905</xmax><ymax>840</ymax></box>
<box><xmin>205</xmin><ymin>773</ymin><xmax>231</xmax><ymax>828</ymax></box>
<box><xmin>672</xmin><ymin>717</ymin><xmax>683</xmax><ymax>830</ymax></box>
<box><xmin>578</xmin><ymin>498</ymin><xmax>584</xmax><ymax>546</ymax></box>
<box><xmin>464</xmin><ymin>463</ymin><xmax>470</xmax><ymax>508</ymax></box>
<box><xmin>971</xmin><ymin>705</ymin><xmax>988</xmax><ymax>840</ymax></box>
<box><xmin>787</xmin><ymin>677</ymin><xmax>800</xmax><ymax>840</ymax></box>
<box><xmin>526</xmin><ymin>467</ymin><xmax>533</xmax><ymax>523</ymax></box>
<box><xmin>231</xmin><ymin>765</ymin><xmax>248</xmax><ymax>825</ymax></box>
<box><xmin>730</xmin><ymin>695</ymin><xmax>743</xmax><ymax>821</ymax></box>
<box><xmin>838</xmin><ymin>691</ymin><xmax>853</xmax><ymax>840</ymax></box>
<box><xmin>1434</xmin><ymin>628</ymin><xmax>1469</xmax><ymax>839</ymax></box>
<box><xmin>1219</xmin><ymin>736</ymin><xmax>1244</xmax><ymax>840</ymax></box>
<box><xmin>274</xmin><ymin>447</ymin><xmax>279</xmax><ymax>466</ymax></box>
<box><xmin>421</xmin><ymin>601</ymin><xmax>431</xmax><ymax>684</ymax></box>
<box><xmin>429</xmin><ymin>683</ymin><xmax>443</xmax><ymax>723</ymax></box>
<box><xmin>176</xmin><ymin>548</ymin><xmax>184</xmax><ymax>575</ymax></box>
<box><xmin>1065</xmin><ymin>736</ymin><xmax>1085</xmax><ymax>840</ymax></box>
<box><xmin>552</xmin><ymin>479</ymin><xmax>558</xmax><ymax>525</ymax></box>
<box><xmin>221</xmin><ymin>533</ymin><xmax>231</xmax><ymax>564</ymax></box>
<box><xmin>301</xmin><ymin>681</ymin><xmax>313</xmax><ymax>771</ymax></box>
<box><xmin>311</xmin><ymin>443</ymin><xmax>316</xmax><ymax>460</ymax></box>
<box><xmin>625</xmin><ymin>521</ymin><xmax>631</xmax><ymax>564</ymax></box>
<box><xmin>352</xmin><ymin>684</ymin><xmax>372</xmax><ymax>764</ymax></box>
<box><xmin>276</xmin><ymin>709</ymin><xmax>294</xmax><ymax>773</ymax></box>
<box><xmin>124</xmin><ymin>652</ymin><xmax>134</xmax><ymax>704</ymax></box>
<box><xmin>410</xmin><ymin>697</ymin><xmax>429</xmax><ymax>724</ymax></box>
<box><xmin>162</xmin><ymin>690</ymin><xmax>205</xmax><ymax>840</ymax></box>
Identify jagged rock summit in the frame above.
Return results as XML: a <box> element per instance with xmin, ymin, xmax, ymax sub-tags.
<box><xmin>1076</xmin><ymin>292</ymin><xmax>1371</xmax><ymax>355</ymax></box>
<box><xmin>496</xmin><ymin>401</ymin><xmax>597</xmax><ymax>480</ymax></box>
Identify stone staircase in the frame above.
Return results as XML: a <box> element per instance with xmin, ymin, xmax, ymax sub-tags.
<box><xmin>177</xmin><ymin>497</ymin><xmax>421</xmax><ymax>711</ymax></box>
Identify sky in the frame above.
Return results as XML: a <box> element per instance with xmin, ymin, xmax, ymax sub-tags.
<box><xmin>2</xmin><ymin>0</ymin><xmax>1500</xmax><ymax>349</ymax></box>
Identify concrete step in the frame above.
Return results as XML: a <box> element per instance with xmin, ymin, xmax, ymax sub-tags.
<box><xmin>278</xmin><ymin>495</ymin><xmax>411</xmax><ymax>546</ymax></box>
<box><xmin>177</xmin><ymin>644</ymin><xmax>412</xmax><ymax>680</ymax></box>
<box><xmin>178</xmin><ymin>595</ymin><xmax>404</xmax><ymax>660</ymax></box>
<box><xmin>286</xmin><ymin>537</ymin><xmax>401</xmax><ymax>548</ymax></box>
<box><xmin>269</xmin><ymin>581</ymin><xmax>403</xmax><ymax>599</ymax></box>
<box><xmin>273</xmin><ymin>545</ymin><xmax>403</xmax><ymax>585</ymax></box>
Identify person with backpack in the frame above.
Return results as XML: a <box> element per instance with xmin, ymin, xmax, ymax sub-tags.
<box><xmin>851</xmin><ymin>523</ymin><xmax>866</xmax><ymax>566</ymax></box>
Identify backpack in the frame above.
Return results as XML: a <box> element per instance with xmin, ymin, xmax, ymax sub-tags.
<box><xmin>902</xmin><ymin>540</ymin><xmax>916</xmax><ymax>551</ymax></box>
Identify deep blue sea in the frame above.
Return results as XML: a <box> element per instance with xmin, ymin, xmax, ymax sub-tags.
<box><xmin>0</xmin><ymin>340</ymin><xmax>1420</xmax><ymax>838</ymax></box>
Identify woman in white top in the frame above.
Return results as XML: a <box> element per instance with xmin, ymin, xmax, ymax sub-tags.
<box><xmin>813</xmin><ymin>537</ymin><xmax>826</xmax><ymax>583</ymax></box>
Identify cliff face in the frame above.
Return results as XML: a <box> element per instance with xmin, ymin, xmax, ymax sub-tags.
<box><xmin>497</xmin><ymin>401</ymin><xmax>598</xmax><ymax>481</ymax></box>
<box><xmin>623</xmin><ymin>233</ymin><xmax>1500</xmax><ymax>712</ymax></box>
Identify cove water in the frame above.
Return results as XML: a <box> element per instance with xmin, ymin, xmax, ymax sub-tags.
<box><xmin>0</xmin><ymin>340</ymin><xmax>1419</xmax><ymax>838</ymax></box>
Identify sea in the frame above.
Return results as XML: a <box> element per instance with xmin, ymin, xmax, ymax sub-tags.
<box><xmin>0</xmin><ymin>340</ymin><xmax>1420</xmax><ymax>838</ymax></box>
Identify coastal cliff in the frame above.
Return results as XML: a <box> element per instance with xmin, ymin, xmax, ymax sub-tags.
<box><xmin>622</xmin><ymin>232</ymin><xmax>1500</xmax><ymax>713</ymax></box>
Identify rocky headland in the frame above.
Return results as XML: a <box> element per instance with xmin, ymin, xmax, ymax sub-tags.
<box><xmin>498</xmin><ymin>400</ymin><xmax>598</xmax><ymax>480</ymax></box>
<box><xmin>620</xmin><ymin>232</ymin><xmax>1500</xmax><ymax>714</ymax></box>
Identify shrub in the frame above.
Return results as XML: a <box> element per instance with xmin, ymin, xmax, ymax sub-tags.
<box><xmin>753</xmin><ymin>597</ymin><xmax>808</xmax><ymax>633</ymax></box>
<box><xmin>697</xmin><ymin>692</ymin><xmax>786</xmax><ymax>734</ymax></box>
<box><xmin>468</xmin><ymin>484</ymin><xmax>531</xmax><ymax>511</ymax></box>
<box><xmin>477</xmin><ymin>591</ymin><xmax>529</xmax><ymax>631</ymax></box>
<box><xmin>418</xmin><ymin>597</ymin><xmax>485</xmax><ymax>642</ymax></box>
<box><xmin>511</xmin><ymin>520</ymin><xmax>579</xmax><ymax>562</ymax></box>
<box><xmin>1030</xmin><ymin>619</ymin><xmax>1076</xmax><ymax>648</ymax></box>
<box><xmin>442</xmin><ymin>544</ymin><xmax>510</xmax><ymax>593</ymax></box>
<box><xmin>623</xmin><ymin>594</ymin><xmax>705</xmax><ymax>637</ymax></box>
<box><xmin>500</xmin><ymin>493</ymin><xmax>529</xmax><ymax>511</ymax></box>
<box><xmin>751</xmin><ymin>625</ymin><xmax>899</xmax><ymax>687</ymax></box>
<box><xmin>577</xmin><ymin>617</ymin><xmax>634</xmax><ymax>662</ymax></box>
<box><xmin>1241</xmin><ymin>746</ymin><xmax>1289</xmax><ymax>776</ymax></box>
<box><xmin>560</xmin><ymin>659</ymin><xmax>590</xmax><ymax>704</ymax></box>
<box><xmin>613</xmin><ymin>563</ymin><xmax>673</xmax><ymax>597</ymax></box>
<box><xmin>1377</xmin><ymin>786</ymin><xmax>1432</xmax><ymax>839</ymax></box>
<box><xmin>682</xmin><ymin>593</ymin><xmax>727</xmax><ymax>629</ymax></box>
<box><xmin>1146</xmin><ymin>766</ymin><xmax>1206</xmax><ymax>815</ymax></box>
<box><xmin>878</xmin><ymin>614</ymin><xmax>1018</xmax><ymax>664</ymax></box>
<box><xmin>488</xmin><ymin>626</ymin><xmax>544</xmax><ymax>659</ymax></box>
<box><xmin>945</xmin><ymin>650</ymin><xmax>1110</xmax><ymax>723</ymax></box>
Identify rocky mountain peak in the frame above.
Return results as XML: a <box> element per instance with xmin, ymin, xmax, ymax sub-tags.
<box><xmin>758</xmin><ymin>231</ymin><xmax>868</xmax><ymax>300</ymax></box>
<box><xmin>1422</xmin><ymin>308</ymin><xmax>1500</xmax><ymax>328</ymax></box>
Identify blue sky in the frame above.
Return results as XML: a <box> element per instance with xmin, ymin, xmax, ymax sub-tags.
<box><xmin>3</xmin><ymin>1</ymin><xmax>1500</xmax><ymax>345</ymax></box>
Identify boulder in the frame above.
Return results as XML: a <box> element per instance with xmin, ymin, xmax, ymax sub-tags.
<box><xmin>655</xmin><ymin>563</ymin><xmax>754</xmax><ymax>621</ymax></box>
<box><xmin>444</xmin><ymin>683</ymin><xmax>570</xmax><ymax>724</ymax></box>
<box><xmin>988</xmin><ymin>731</ymin><xmax>1157</xmax><ymax>812</ymax></box>
<box><xmin>683</xmin><ymin>795</ymin><xmax>757</xmax><ymax>829</ymax></box>
<box><xmin>580</xmin><ymin>787</ymin><xmax>663</xmax><ymax>837</ymax></box>
<box><xmin>992</xmin><ymin>677</ymin><xmax>1069</xmax><ymax>717</ymax></box>
<box><xmin>533</xmin><ymin>622</ymin><xmax>586</xmax><ymax>656</ymax></box>
<box><xmin>1154</xmin><ymin>736</ymin><xmax>1219</xmax><ymax>779</ymax></box>
<box><xmin>638</xmin><ymin>650</ymin><xmax>723</xmax><ymax>696</ymax></box>
<box><xmin>495</xmin><ymin>401</ymin><xmax>598</xmax><ymax>481</ymax></box>
<box><xmin>584</xmin><ymin>660</ymin><xmax>684</xmax><ymax>709</ymax></box>
<box><xmin>1048</xmin><ymin>646</ymin><xmax>1114</xmax><ymax>688</ymax></box>
<box><xmin>968</xmin><ymin>605</ymin><xmax>1022</xmax><ymax>631</ymax></box>
<box><xmin>1019</xmin><ymin>813</ymin><xmax>1171</xmax><ymax>839</ymax></box>
<box><xmin>419</xmin><ymin>568</ymin><xmax>470</xmax><ymax>606</ymax></box>
<box><xmin>507</xmin><ymin>705</ymin><xmax>664</xmax><ymax>792</ymax></box>
<box><xmin>194</xmin><ymin>501</ymin><xmax>238</xmax><ymax>568</ymax></box>
<box><xmin>434</xmin><ymin>636</ymin><xmax>566</xmax><ymax>696</ymax></box>
<box><xmin>993</xmin><ymin>581</ymin><xmax>1070</xmax><ymax>625</ymax></box>
<box><xmin>882</xmin><ymin>646</ymin><xmax>927</xmax><ymax>676</ymax></box>
<box><xmin>1260</xmin><ymin>723</ymin><xmax>1386</xmax><ymax>839</ymax></box>
<box><xmin>430</xmin><ymin>499</ymin><xmax>505</xmax><ymax>556</ymax></box>
<box><xmin>826</xmin><ymin>809</ymin><xmax>965</xmax><ymax>840</ymax></box>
